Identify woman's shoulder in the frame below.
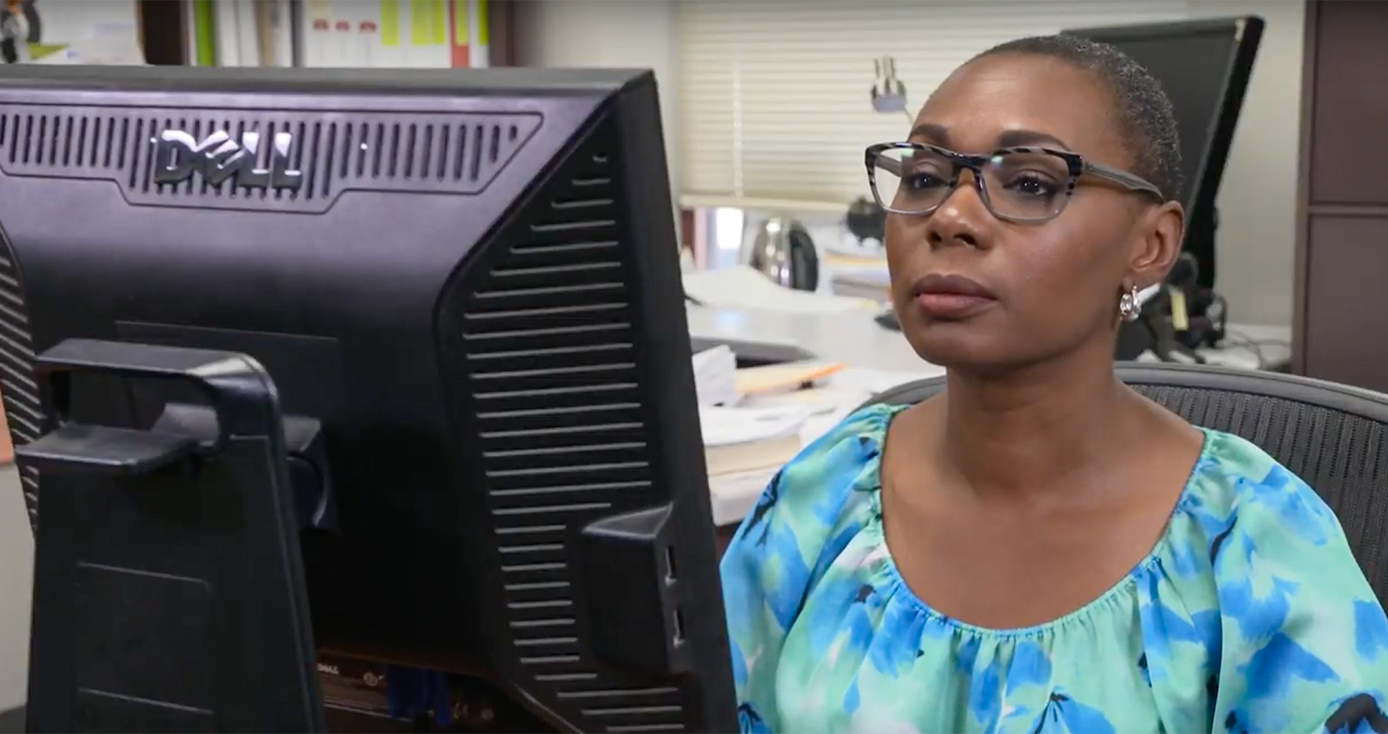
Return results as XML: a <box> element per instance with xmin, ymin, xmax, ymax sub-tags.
<box><xmin>720</xmin><ymin>404</ymin><xmax>902</xmax><ymax>635</ymax></box>
<box><xmin>1184</xmin><ymin>428</ymin><xmax>1340</xmax><ymax>534</ymax></box>
<box><xmin>735</xmin><ymin>403</ymin><xmax>902</xmax><ymax>540</ymax></box>
<box><xmin>1176</xmin><ymin>431</ymin><xmax>1388</xmax><ymax>730</ymax></box>
<box><xmin>1180</xmin><ymin>427</ymin><xmax>1367</xmax><ymax>590</ymax></box>
<box><xmin>777</xmin><ymin>402</ymin><xmax>903</xmax><ymax>496</ymax></box>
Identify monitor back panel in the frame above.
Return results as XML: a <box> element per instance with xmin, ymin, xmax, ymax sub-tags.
<box><xmin>0</xmin><ymin>68</ymin><xmax>735</xmax><ymax>732</ymax></box>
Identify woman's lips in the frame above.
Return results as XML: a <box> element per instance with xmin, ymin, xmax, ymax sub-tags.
<box><xmin>915</xmin><ymin>292</ymin><xmax>997</xmax><ymax>320</ymax></box>
<box><xmin>912</xmin><ymin>273</ymin><xmax>998</xmax><ymax>320</ymax></box>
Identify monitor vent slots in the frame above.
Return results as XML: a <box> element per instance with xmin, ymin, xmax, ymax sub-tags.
<box><xmin>0</xmin><ymin>108</ymin><xmax>541</xmax><ymax>213</ymax></box>
<box><xmin>0</xmin><ymin>242</ymin><xmax>39</xmax><ymax>530</ymax></box>
<box><xmin>459</xmin><ymin>146</ymin><xmax>690</xmax><ymax>730</ymax></box>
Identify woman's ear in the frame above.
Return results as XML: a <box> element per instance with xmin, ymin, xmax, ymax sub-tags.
<box><xmin>1127</xmin><ymin>201</ymin><xmax>1185</xmax><ymax>287</ymax></box>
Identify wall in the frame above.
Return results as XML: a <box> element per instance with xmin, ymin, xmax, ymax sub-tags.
<box><xmin>0</xmin><ymin>467</ymin><xmax>29</xmax><ymax>711</ymax></box>
<box><xmin>511</xmin><ymin>0</ymin><xmax>680</xmax><ymax>195</ymax></box>
<box><xmin>38</xmin><ymin>0</ymin><xmax>138</xmax><ymax>40</ymax></box>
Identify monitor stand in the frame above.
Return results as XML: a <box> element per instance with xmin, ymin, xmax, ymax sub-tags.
<box><xmin>16</xmin><ymin>339</ymin><xmax>324</xmax><ymax>733</ymax></box>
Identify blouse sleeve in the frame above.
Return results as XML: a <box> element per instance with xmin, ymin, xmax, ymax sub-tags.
<box><xmin>717</xmin><ymin>406</ymin><xmax>889</xmax><ymax>734</ymax></box>
<box><xmin>1211</xmin><ymin>463</ymin><xmax>1388</xmax><ymax>734</ymax></box>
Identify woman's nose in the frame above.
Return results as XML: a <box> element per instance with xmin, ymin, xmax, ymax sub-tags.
<box><xmin>925</xmin><ymin>170</ymin><xmax>992</xmax><ymax>251</ymax></box>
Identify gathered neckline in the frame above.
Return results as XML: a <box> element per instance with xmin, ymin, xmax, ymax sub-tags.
<box><xmin>857</xmin><ymin>403</ymin><xmax>1214</xmax><ymax>639</ymax></box>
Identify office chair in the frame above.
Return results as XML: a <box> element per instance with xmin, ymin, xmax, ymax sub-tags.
<box><xmin>863</xmin><ymin>363</ymin><xmax>1388</xmax><ymax>604</ymax></box>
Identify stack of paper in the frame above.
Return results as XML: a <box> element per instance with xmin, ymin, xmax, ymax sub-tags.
<box><xmin>692</xmin><ymin>345</ymin><xmax>739</xmax><ymax>406</ymax></box>
<box><xmin>705</xmin><ymin>366</ymin><xmax>945</xmax><ymax>527</ymax></box>
<box><xmin>700</xmin><ymin>404</ymin><xmax>808</xmax><ymax>477</ymax></box>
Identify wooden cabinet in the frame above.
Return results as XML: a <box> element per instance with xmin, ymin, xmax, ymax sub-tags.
<box><xmin>1305</xmin><ymin>2</ymin><xmax>1388</xmax><ymax>205</ymax></box>
<box><xmin>1296</xmin><ymin>0</ymin><xmax>1388</xmax><ymax>390</ymax></box>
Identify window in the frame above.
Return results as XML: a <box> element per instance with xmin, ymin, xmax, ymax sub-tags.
<box><xmin>676</xmin><ymin>1</ymin><xmax>1190</xmax><ymax>210</ymax></box>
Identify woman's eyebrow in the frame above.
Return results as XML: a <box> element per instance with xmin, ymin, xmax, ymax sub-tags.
<box><xmin>996</xmin><ymin>128</ymin><xmax>1072</xmax><ymax>150</ymax></box>
<box><xmin>908</xmin><ymin>124</ymin><xmax>1074</xmax><ymax>153</ymax></box>
<box><xmin>908</xmin><ymin>123</ymin><xmax>950</xmax><ymax>145</ymax></box>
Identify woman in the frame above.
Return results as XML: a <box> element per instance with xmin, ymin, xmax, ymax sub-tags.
<box><xmin>720</xmin><ymin>35</ymin><xmax>1388</xmax><ymax>733</ymax></box>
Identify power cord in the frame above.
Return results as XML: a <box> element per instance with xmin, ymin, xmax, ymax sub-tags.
<box><xmin>1221</xmin><ymin>331</ymin><xmax>1291</xmax><ymax>371</ymax></box>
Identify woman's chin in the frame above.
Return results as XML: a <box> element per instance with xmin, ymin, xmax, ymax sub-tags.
<box><xmin>904</xmin><ymin>325</ymin><xmax>1049</xmax><ymax>376</ymax></box>
<box><xmin>905</xmin><ymin>330</ymin><xmax>998</xmax><ymax>370</ymax></box>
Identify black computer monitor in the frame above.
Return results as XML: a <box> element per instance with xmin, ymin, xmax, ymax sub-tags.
<box><xmin>1064</xmin><ymin>16</ymin><xmax>1264</xmax><ymax>292</ymax></box>
<box><xmin>0</xmin><ymin>65</ymin><xmax>735</xmax><ymax>732</ymax></box>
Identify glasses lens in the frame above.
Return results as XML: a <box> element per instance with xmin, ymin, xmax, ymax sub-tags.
<box><xmin>872</xmin><ymin>147</ymin><xmax>953</xmax><ymax>214</ymax></box>
<box><xmin>980</xmin><ymin>151</ymin><xmax>1070</xmax><ymax>221</ymax></box>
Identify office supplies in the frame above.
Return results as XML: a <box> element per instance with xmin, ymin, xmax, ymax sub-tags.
<box><xmin>0</xmin><ymin>64</ymin><xmax>735</xmax><ymax>732</ymax></box>
<box><xmin>827</xmin><ymin>254</ymin><xmax>890</xmax><ymax>303</ymax></box>
<box><xmin>870</xmin><ymin>54</ymin><xmax>912</xmax><ymax>120</ymax></box>
<box><xmin>705</xmin><ymin>365</ymin><xmax>944</xmax><ymax>527</ymax></box>
<box><xmin>734</xmin><ymin>360</ymin><xmax>846</xmax><ymax>396</ymax></box>
<box><xmin>742</xmin><ymin>215</ymin><xmax>820</xmax><ymax>292</ymax></box>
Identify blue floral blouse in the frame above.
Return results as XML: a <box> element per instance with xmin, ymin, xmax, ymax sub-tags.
<box><xmin>720</xmin><ymin>403</ymin><xmax>1388</xmax><ymax>733</ymax></box>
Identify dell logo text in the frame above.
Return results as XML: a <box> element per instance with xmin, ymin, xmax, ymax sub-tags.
<box><xmin>153</xmin><ymin>129</ymin><xmax>304</xmax><ymax>191</ymax></box>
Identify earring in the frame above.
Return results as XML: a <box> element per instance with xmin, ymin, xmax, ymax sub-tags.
<box><xmin>1118</xmin><ymin>284</ymin><xmax>1141</xmax><ymax>322</ymax></box>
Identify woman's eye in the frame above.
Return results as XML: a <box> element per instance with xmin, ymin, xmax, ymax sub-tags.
<box><xmin>1005</xmin><ymin>174</ymin><xmax>1057</xmax><ymax>198</ymax></box>
<box><xmin>904</xmin><ymin>172</ymin><xmax>947</xmax><ymax>191</ymax></box>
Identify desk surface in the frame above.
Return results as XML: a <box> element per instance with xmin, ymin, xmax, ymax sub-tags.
<box><xmin>687</xmin><ymin>304</ymin><xmax>1292</xmax><ymax>374</ymax></box>
<box><xmin>688</xmin><ymin>306</ymin><xmax>930</xmax><ymax>372</ymax></box>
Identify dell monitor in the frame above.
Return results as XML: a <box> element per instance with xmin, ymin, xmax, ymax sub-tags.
<box><xmin>1065</xmin><ymin>16</ymin><xmax>1263</xmax><ymax>295</ymax></box>
<box><xmin>0</xmin><ymin>65</ymin><xmax>736</xmax><ymax>732</ymax></box>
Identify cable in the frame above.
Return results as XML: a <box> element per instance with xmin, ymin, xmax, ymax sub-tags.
<box><xmin>1222</xmin><ymin>326</ymin><xmax>1292</xmax><ymax>371</ymax></box>
<box><xmin>1215</xmin><ymin>297</ymin><xmax>1293</xmax><ymax>371</ymax></box>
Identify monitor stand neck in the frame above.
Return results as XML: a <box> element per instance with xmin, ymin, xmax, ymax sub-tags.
<box><xmin>18</xmin><ymin>339</ymin><xmax>325</xmax><ymax>732</ymax></box>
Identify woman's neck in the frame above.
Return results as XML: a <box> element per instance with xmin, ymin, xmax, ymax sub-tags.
<box><xmin>936</xmin><ymin>341</ymin><xmax>1133</xmax><ymax>501</ymax></box>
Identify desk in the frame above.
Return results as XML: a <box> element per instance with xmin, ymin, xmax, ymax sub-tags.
<box><xmin>687</xmin><ymin>305</ymin><xmax>930</xmax><ymax>372</ymax></box>
<box><xmin>688</xmin><ymin>304</ymin><xmax>1294</xmax><ymax>528</ymax></box>
<box><xmin>688</xmin><ymin>304</ymin><xmax>1292</xmax><ymax>374</ymax></box>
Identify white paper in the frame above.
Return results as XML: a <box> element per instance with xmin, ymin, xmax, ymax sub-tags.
<box><xmin>691</xmin><ymin>344</ymin><xmax>739</xmax><ymax>407</ymax></box>
<box><xmin>699</xmin><ymin>404</ymin><xmax>809</xmax><ymax>448</ymax></box>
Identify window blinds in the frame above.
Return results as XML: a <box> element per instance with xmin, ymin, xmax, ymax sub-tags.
<box><xmin>675</xmin><ymin>0</ymin><xmax>1190</xmax><ymax>211</ymax></box>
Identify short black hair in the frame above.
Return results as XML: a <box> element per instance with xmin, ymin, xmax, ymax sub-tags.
<box><xmin>974</xmin><ymin>34</ymin><xmax>1183</xmax><ymax>203</ymax></box>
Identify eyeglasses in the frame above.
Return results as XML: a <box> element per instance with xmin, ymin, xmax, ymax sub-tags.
<box><xmin>864</xmin><ymin>142</ymin><xmax>1165</xmax><ymax>224</ymax></box>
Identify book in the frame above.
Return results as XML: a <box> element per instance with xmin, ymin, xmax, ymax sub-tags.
<box><xmin>706</xmin><ymin>432</ymin><xmax>802</xmax><ymax>477</ymax></box>
<box><xmin>700</xmin><ymin>404</ymin><xmax>807</xmax><ymax>476</ymax></box>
